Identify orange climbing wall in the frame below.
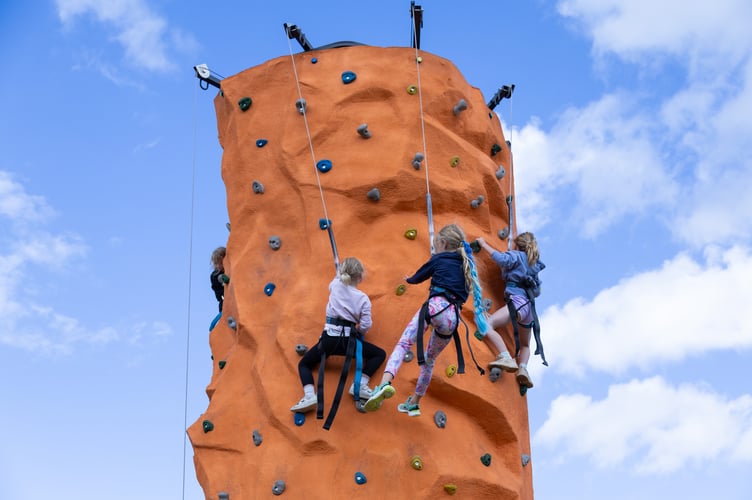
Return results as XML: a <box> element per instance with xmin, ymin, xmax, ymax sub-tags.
<box><xmin>188</xmin><ymin>45</ymin><xmax>533</xmax><ymax>500</ymax></box>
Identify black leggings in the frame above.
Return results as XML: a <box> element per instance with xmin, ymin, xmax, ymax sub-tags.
<box><xmin>298</xmin><ymin>333</ymin><xmax>386</xmax><ymax>386</ymax></box>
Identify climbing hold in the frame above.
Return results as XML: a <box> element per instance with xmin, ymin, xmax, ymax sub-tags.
<box><xmin>403</xmin><ymin>350</ymin><xmax>414</xmax><ymax>362</ymax></box>
<box><xmin>480</xmin><ymin>453</ymin><xmax>492</xmax><ymax>467</ymax></box>
<box><xmin>506</xmin><ymin>194</ymin><xmax>514</xmax><ymax>204</ymax></box>
<box><xmin>498</xmin><ymin>227</ymin><xmax>510</xmax><ymax>240</ymax></box>
<box><xmin>354</xmin><ymin>472</ymin><xmax>367</xmax><ymax>485</ymax></box>
<box><xmin>219</xmin><ymin>493</ymin><xmax>230</xmax><ymax>500</ymax></box>
<box><xmin>444</xmin><ymin>484</ymin><xmax>457</xmax><ymax>495</ymax></box>
<box><xmin>489</xmin><ymin>367</ymin><xmax>501</xmax><ymax>382</ymax></box>
<box><xmin>416</xmin><ymin>56</ymin><xmax>423</xmax><ymax>63</ymax></box>
<box><xmin>469</xmin><ymin>240</ymin><xmax>481</xmax><ymax>253</ymax></box>
<box><xmin>294</xmin><ymin>412</ymin><xmax>305</xmax><ymax>426</ymax></box>
<box><xmin>470</xmin><ymin>195</ymin><xmax>485</xmax><ymax>209</ymax></box>
<box><xmin>264</xmin><ymin>283</ymin><xmax>276</xmax><ymax>296</ymax></box>
<box><xmin>412</xmin><ymin>152</ymin><xmax>424</xmax><ymax>170</ymax></box>
<box><xmin>410</xmin><ymin>455</ymin><xmax>423</xmax><ymax>471</ymax></box>
<box><xmin>495</xmin><ymin>166</ymin><xmax>506</xmax><ymax>180</ymax></box>
<box><xmin>482</xmin><ymin>298</ymin><xmax>492</xmax><ymax>312</ymax></box>
<box><xmin>489</xmin><ymin>112</ymin><xmax>493</xmax><ymax>119</ymax></box>
<box><xmin>295</xmin><ymin>98</ymin><xmax>306</xmax><ymax>115</ymax></box>
<box><xmin>357</xmin><ymin>123</ymin><xmax>371</xmax><ymax>138</ymax></box>
<box><xmin>491</xmin><ymin>143</ymin><xmax>502</xmax><ymax>156</ymax></box>
<box><xmin>218</xmin><ymin>360</ymin><xmax>226</xmax><ymax>369</ymax></box>
<box><xmin>434</xmin><ymin>410</ymin><xmax>447</xmax><ymax>428</ymax></box>
<box><xmin>396</xmin><ymin>283</ymin><xmax>407</xmax><ymax>296</ymax></box>
<box><xmin>252</xmin><ymin>429</ymin><xmax>263</xmax><ymax>446</ymax></box>
<box><xmin>295</xmin><ymin>344</ymin><xmax>308</xmax><ymax>356</ymax></box>
<box><xmin>272</xmin><ymin>480</ymin><xmax>286</xmax><ymax>496</ymax></box>
<box><xmin>366</xmin><ymin>188</ymin><xmax>380</xmax><ymax>201</ymax></box>
<box><xmin>256</xmin><ymin>139</ymin><xmax>268</xmax><ymax>148</ymax></box>
<box><xmin>238</xmin><ymin>97</ymin><xmax>252</xmax><ymax>111</ymax></box>
<box><xmin>341</xmin><ymin>71</ymin><xmax>357</xmax><ymax>84</ymax></box>
<box><xmin>311</xmin><ymin>57</ymin><xmax>318</xmax><ymax>64</ymax></box>
<box><xmin>453</xmin><ymin>99</ymin><xmax>468</xmax><ymax>115</ymax></box>
<box><xmin>319</xmin><ymin>218</ymin><xmax>331</xmax><ymax>230</ymax></box>
<box><xmin>445</xmin><ymin>364</ymin><xmax>457</xmax><ymax>377</ymax></box>
<box><xmin>220</xmin><ymin>274</ymin><xmax>230</xmax><ymax>284</ymax></box>
<box><xmin>404</xmin><ymin>228</ymin><xmax>418</xmax><ymax>240</ymax></box>
<box><xmin>269</xmin><ymin>236</ymin><xmax>282</xmax><ymax>251</ymax></box>
<box><xmin>521</xmin><ymin>454</ymin><xmax>530</xmax><ymax>467</ymax></box>
<box><xmin>227</xmin><ymin>316</ymin><xmax>237</xmax><ymax>330</ymax></box>
<box><xmin>506</xmin><ymin>140</ymin><xmax>512</xmax><ymax>148</ymax></box>
<box><xmin>407</xmin><ymin>85</ymin><xmax>417</xmax><ymax>95</ymax></box>
<box><xmin>474</xmin><ymin>330</ymin><xmax>484</xmax><ymax>341</ymax></box>
<box><xmin>226</xmin><ymin>222</ymin><xmax>231</xmax><ymax>232</ymax></box>
<box><xmin>202</xmin><ymin>420</ymin><xmax>214</xmax><ymax>433</ymax></box>
<box><xmin>450</xmin><ymin>156</ymin><xmax>460</xmax><ymax>167</ymax></box>
<box><xmin>316</xmin><ymin>159</ymin><xmax>332</xmax><ymax>173</ymax></box>
<box><xmin>252</xmin><ymin>180</ymin><xmax>264</xmax><ymax>194</ymax></box>
<box><xmin>520</xmin><ymin>385</ymin><xmax>528</xmax><ymax>396</ymax></box>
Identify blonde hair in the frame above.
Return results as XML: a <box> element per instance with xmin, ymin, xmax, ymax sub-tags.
<box><xmin>211</xmin><ymin>246</ymin><xmax>226</xmax><ymax>271</ymax></box>
<box><xmin>514</xmin><ymin>232</ymin><xmax>539</xmax><ymax>267</ymax></box>
<box><xmin>338</xmin><ymin>257</ymin><xmax>364</xmax><ymax>285</ymax></box>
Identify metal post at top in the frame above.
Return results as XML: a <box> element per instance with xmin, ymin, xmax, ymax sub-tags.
<box><xmin>410</xmin><ymin>1</ymin><xmax>423</xmax><ymax>49</ymax></box>
<box><xmin>284</xmin><ymin>23</ymin><xmax>314</xmax><ymax>51</ymax></box>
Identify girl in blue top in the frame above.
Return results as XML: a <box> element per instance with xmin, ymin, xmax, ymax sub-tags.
<box><xmin>477</xmin><ymin>232</ymin><xmax>545</xmax><ymax>388</ymax></box>
<box><xmin>365</xmin><ymin>224</ymin><xmax>486</xmax><ymax>417</ymax></box>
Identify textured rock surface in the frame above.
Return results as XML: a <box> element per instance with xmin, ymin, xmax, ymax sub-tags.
<box><xmin>188</xmin><ymin>45</ymin><xmax>533</xmax><ymax>499</ymax></box>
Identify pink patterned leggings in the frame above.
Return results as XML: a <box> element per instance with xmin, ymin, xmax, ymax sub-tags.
<box><xmin>385</xmin><ymin>296</ymin><xmax>458</xmax><ymax>396</ymax></box>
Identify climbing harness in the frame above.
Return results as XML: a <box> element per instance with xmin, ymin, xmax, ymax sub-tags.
<box><xmin>316</xmin><ymin>317</ymin><xmax>365</xmax><ymax>430</ymax></box>
<box><xmin>285</xmin><ymin>32</ymin><xmax>340</xmax><ymax>271</ymax></box>
<box><xmin>505</xmin><ymin>275</ymin><xmax>548</xmax><ymax>366</ymax></box>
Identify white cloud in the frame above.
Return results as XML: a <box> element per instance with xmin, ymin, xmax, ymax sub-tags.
<box><xmin>538</xmin><ymin>246</ymin><xmax>752</xmax><ymax>378</ymax></box>
<box><xmin>55</xmin><ymin>0</ymin><xmax>186</xmax><ymax>72</ymax></box>
<box><xmin>0</xmin><ymin>172</ymin><xmax>55</xmax><ymax>223</ymax></box>
<box><xmin>534</xmin><ymin>376</ymin><xmax>752</xmax><ymax>473</ymax></box>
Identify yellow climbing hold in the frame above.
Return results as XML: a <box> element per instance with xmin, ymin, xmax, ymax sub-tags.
<box><xmin>443</xmin><ymin>484</ymin><xmax>457</xmax><ymax>495</ymax></box>
<box><xmin>404</xmin><ymin>228</ymin><xmax>418</xmax><ymax>240</ymax></box>
<box><xmin>396</xmin><ymin>284</ymin><xmax>407</xmax><ymax>296</ymax></box>
<box><xmin>445</xmin><ymin>364</ymin><xmax>457</xmax><ymax>377</ymax></box>
<box><xmin>407</xmin><ymin>85</ymin><xmax>418</xmax><ymax>95</ymax></box>
<box><xmin>416</xmin><ymin>56</ymin><xmax>423</xmax><ymax>63</ymax></box>
<box><xmin>450</xmin><ymin>156</ymin><xmax>460</xmax><ymax>167</ymax></box>
<box><xmin>410</xmin><ymin>455</ymin><xmax>423</xmax><ymax>470</ymax></box>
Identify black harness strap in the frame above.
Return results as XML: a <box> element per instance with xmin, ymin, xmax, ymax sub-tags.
<box><xmin>316</xmin><ymin>317</ymin><xmax>362</xmax><ymax>429</ymax></box>
<box><xmin>505</xmin><ymin>287</ymin><xmax>548</xmax><ymax>366</ymax></box>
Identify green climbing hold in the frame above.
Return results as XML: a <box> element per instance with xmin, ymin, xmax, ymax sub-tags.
<box><xmin>396</xmin><ymin>284</ymin><xmax>407</xmax><ymax>296</ymax></box>
<box><xmin>202</xmin><ymin>420</ymin><xmax>214</xmax><ymax>433</ymax></box>
<box><xmin>218</xmin><ymin>360</ymin><xmax>226</xmax><ymax>369</ymax></box>
<box><xmin>520</xmin><ymin>385</ymin><xmax>528</xmax><ymax>396</ymax></box>
<box><xmin>474</xmin><ymin>330</ymin><xmax>484</xmax><ymax>341</ymax></box>
<box><xmin>443</xmin><ymin>484</ymin><xmax>457</xmax><ymax>495</ymax></box>
<box><xmin>407</xmin><ymin>85</ymin><xmax>417</xmax><ymax>95</ymax></box>
<box><xmin>220</xmin><ymin>274</ymin><xmax>230</xmax><ymax>284</ymax></box>
<box><xmin>491</xmin><ymin>143</ymin><xmax>502</xmax><ymax>156</ymax></box>
<box><xmin>238</xmin><ymin>97</ymin><xmax>252</xmax><ymax>111</ymax></box>
<box><xmin>404</xmin><ymin>228</ymin><xmax>417</xmax><ymax>240</ymax></box>
<box><xmin>480</xmin><ymin>453</ymin><xmax>492</xmax><ymax>466</ymax></box>
<box><xmin>450</xmin><ymin>156</ymin><xmax>460</xmax><ymax>167</ymax></box>
<box><xmin>410</xmin><ymin>455</ymin><xmax>423</xmax><ymax>470</ymax></box>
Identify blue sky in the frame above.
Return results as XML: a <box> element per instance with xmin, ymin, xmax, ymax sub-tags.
<box><xmin>2</xmin><ymin>1</ymin><xmax>751</xmax><ymax>499</ymax></box>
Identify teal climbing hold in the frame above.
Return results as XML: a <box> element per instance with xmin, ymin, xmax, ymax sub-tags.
<box><xmin>218</xmin><ymin>360</ymin><xmax>226</xmax><ymax>369</ymax></box>
<box><xmin>256</xmin><ymin>139</ymin><xmax>268</xmax><ymax>148</ymax></box>
<box><xmin>520</xmin><ymin>385</ymin><xmax>528</xmax><ymax>396</ymax></box>
<box><xmin>474</xmin><ymin>330</ymin><xmax>484</xmax><ymax>341</ymax></box>
<box><xmin>294</xmin><ymin>412</ymin><xmax>305</xmax><ymax>426</ymax></box>
<box><xmin>319</xmin><ymin>218</ymin><xmax>331</xmax><ymax>230</ymax></box>
<box><xmin>220</xmin><ymin>273</ymin><xmax>230</xmax><ymax>284</ymax></box>
<box><xmin>238</xmin><ymin>97</ymin><xmax>252</xmax><ymax>111</ymax></box>
<box><xmin>491</xmin><ymin>143</ymin><xmax>502</xmax><ymax>156</ymax></box>
<box><xmin>354</xmin><ymin>472</ymin><xmax>367</xmax><ymax>485</ymax></box>
<box><xmin>341</xmin><ymin>71</ymin><xmax>357</xmax><ymax>84</ymax></box>
<box><xmin>264</xmin><ymin>283</ymin><xmax>275</xmax><ymax>296</ymax></box>
<box><xmin>480</xmin><ymin>453</ymin><xmax>492</xmax><ymax>466</ymax></box>
<box><xmin>316</xmin><ymin>159</ymin><xmax>332</xmax><ymax>173</ymax></box>
<box><xmin>202</xmin><ymin>420</ymin><xmax>214</xmax><ymax>433</ymax></box>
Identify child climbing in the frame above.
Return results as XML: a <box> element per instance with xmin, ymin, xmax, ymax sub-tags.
<box><xmin>290</xmin><ymin>257</ymin><xmax>386</xmax><ymax>413</ymax></box>
<box><xmin>210</xmin><ymin>246</ymin><xmax>226</xmax><ymax>312</ymax></box>
<box><xmin>364</xmin><ymin>223</ymin><xmax>487</xmax><ymax>417</ymax></box>
<box><xmin>476</xmin><ymin>232</ymin><xmax>546</xmax><ymax>388</ymax></box>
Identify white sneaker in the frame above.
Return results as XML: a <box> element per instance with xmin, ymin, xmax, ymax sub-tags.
<box><xmin>516</xmin><ymin>366</ymin><xmax>534</xmax><ymax>388</ymax></box>
<box><xmin>348</xmin><ymin>383</ymin><xmax>373</xmax><ymax>399</ymax></box>
<box><xmin>290</xmin><ymin>393</ymin><xmax>317</xmax><ymax>412</ymax></box>
<box><xmin>488</xmin><ymin>354</ymin><xmax>518</xmax><ymax>373</ymax></box>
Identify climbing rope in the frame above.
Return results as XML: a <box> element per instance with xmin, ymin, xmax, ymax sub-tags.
<box><xmin>285</xmin><ymin>36</ymin><xmax>340</xmax><ymax>271</ymax></box>
<box><xmin>508</xmin><ymin>94</ymin><xmax>516</xmax><ymax>249</ymax></box>
<box><xmin>410</xmin><ymin>5</ymin><xmax>435</xmax><ymax>255</ymax></box>
<box><xmin>181</xmin><ymin>82</ymin><xmax>199</xmax><ymax>500</ymax></box>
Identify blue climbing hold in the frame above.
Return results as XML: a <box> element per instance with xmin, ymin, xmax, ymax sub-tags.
<box><xmin>311</xmin><ymin>57</ymin><xmax>318</xmax><ymax>64</ymax></box>
<box><xmin>341</xmin><ymin>71</ymin><xmax>357</xmax><ymax>84</ymax></box>
<box><xmin>354</xmin><ymin>472</ymin><xmax>367</xmax><ymax>485</ymax></box>
<box><xmin>316</xmin><ymin>159</ymin><xmax>332</xmax><ymax>173</ymax></box>
<box><xmin>264</xmin><ymin>283</ymin><xmax>276</xmax><ymax>296</ymax></box>
<box><xmin>256</xmin><ymin>139</ymin><xmax>268</xmax><ymax>148</ymax></box>
<box><xmin>294</xmin><ymin>412</ymin><xmax>305</xmax><ymax>426</ymax></box>
<box><xmin>319</xmin><ymin>218</ymin><xmax>331</xmax><ymax>230</ymax></box>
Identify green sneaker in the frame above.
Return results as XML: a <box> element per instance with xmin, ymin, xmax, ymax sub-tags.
<box><xmin>364</xmin><ymin>382</ymin><xmax>395</xmax><ymax>412</ymax></box>
<box><xmin>397</xmin><ymin>396</ymin><xmax>421</xmax><ymax>417</ymax></box>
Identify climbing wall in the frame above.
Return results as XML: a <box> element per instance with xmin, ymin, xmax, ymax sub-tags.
<box><xmin>188</xmin><ymin>45</ymin><xmax>533</xmax><ymax>500</ymax></box>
